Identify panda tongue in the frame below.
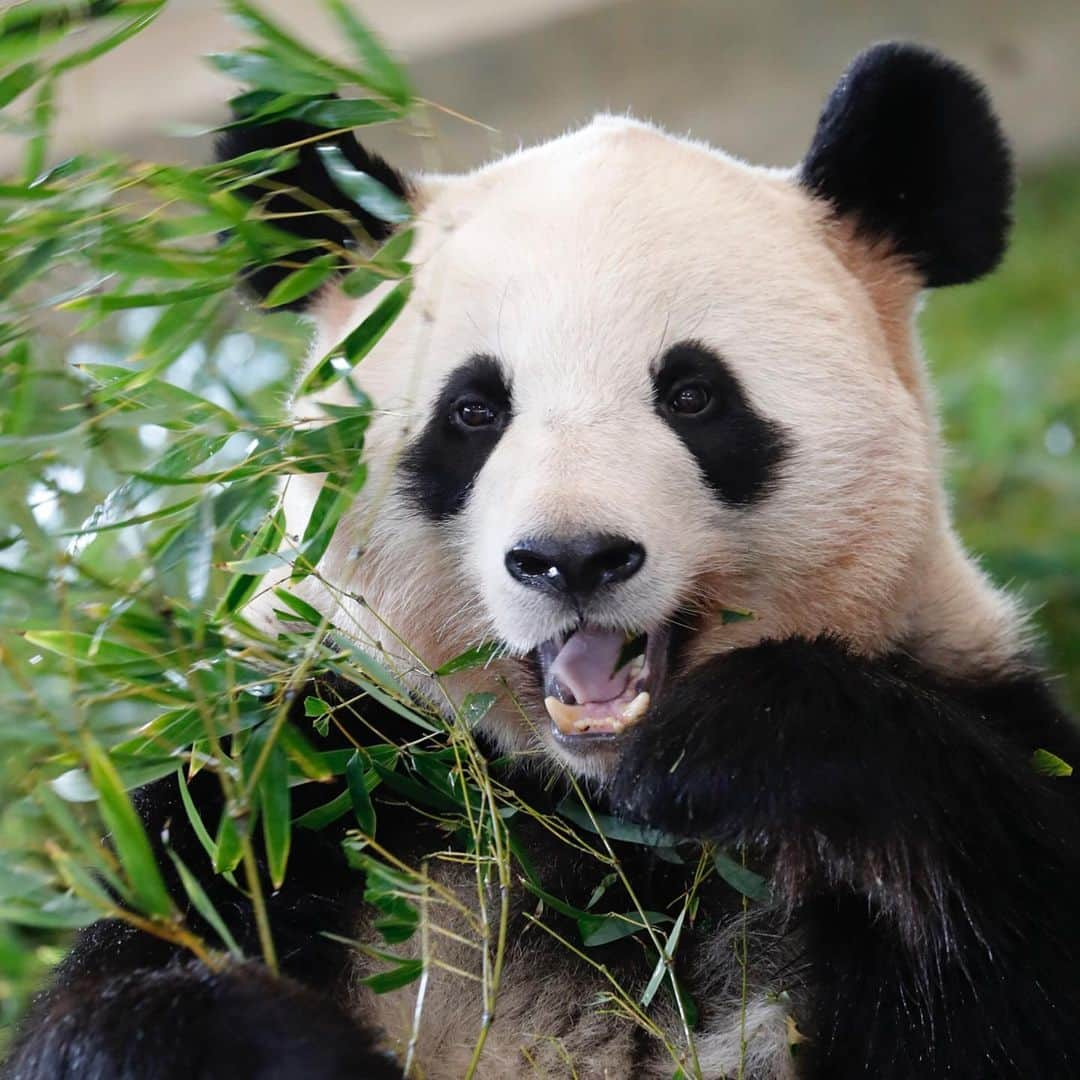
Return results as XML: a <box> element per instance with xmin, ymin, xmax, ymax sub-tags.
<box><xmin>549</xmin><ymin>627</ymin><xmax>631</xmax><ymax>704</ymax></box>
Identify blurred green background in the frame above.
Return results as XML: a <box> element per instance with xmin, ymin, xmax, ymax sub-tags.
<box><xmin>923</xmin><ymin>161</ymin><xmax>1079</xmax><ymax>696</ymax></box>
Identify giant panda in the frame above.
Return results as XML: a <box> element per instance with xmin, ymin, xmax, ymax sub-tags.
<box><xmin>7</xmin><ymin>41</ymin><xmax>1080</xmax><ymax>1080</ymax></box>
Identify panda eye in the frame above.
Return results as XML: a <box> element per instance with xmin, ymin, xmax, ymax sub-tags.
<box><xmin>454</xmin><ymin>398</ymin><xmax>501</xmax><ymax>429</ymax></box>
<box><xmin>667</xmin><ymin>382</ymin><xmax>712</xmax><ymax>416</ymax></box>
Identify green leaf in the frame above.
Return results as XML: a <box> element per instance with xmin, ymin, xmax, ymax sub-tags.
<box><xmin>278</xmin><ymin>725</ymin><xmax>334</xmax><ymax>781</ymax></box>
<box><xmin>1032</xmin><ymin>748</ymin><xmax>1074</xmax><ymax>777</ymax></box>
<box><xmin>346</xmin><ymin>751</ymin><xmax>376</xmax><ymax>834</ymax></box>
<box><xmin>219</xmin><ymin>505</ymin><xmax>286</xmax><ymax>614</ymax></box>
<box><xmin>34</xmin><ymin>783</ymin><xmax>130</xmax><ymax>903</ymax></box>
<box><xmin>176</xmin><ymin>772</ymin><xmax>219</xmax><ymax>866</ymax></box>
<box><xmin>226</xmin><ymin>1</ymin><xmax>359</xmax><ymax>88</ymax></box>
<box><xmin>214</xmin><ymin>809</ymin><xmax>244</xmax><ymax>875</ymax></box>
<box><xmin>84</xmin><ymin>740</ymin><xmax>174</xmax><ymax>919</ymax></box>
<box><xmin>209</xmin><ymin>49</ymin><xmax>338</xmax><ymax>95</ymax></box>
<box><xmin>24</xmin><ymin>74</ymin><xmax>54</xmax><ymax>183</ymax></box>
<box><xmin>322</xmin><ymin>0</ymin><xmax>413</xmax><ymax>106</ymax></box>
<box><xmin>556</xmin><ymin>794</ymin><xmax>682</xmax><ymax>852</ymax></box>
<box><xmin>284</xmin><ymin>412</ymin><xmax>369</xmax><ymax>473</ymax></box>
<box><xmin>53</xmin><ymin>2</ymin><xmax>165</xmax><ymax>75</ymax></box>
<box><xmin>460</xmin><ymin>692</ymin><xmax>496</xmax><ymax>727</ymax></box>
<box><xmin>713</xmin><ymin>849</ymin><xmax>770</xmax><ymax>903</ymax></box>
<box><xmin>640</xmin><ymin>904</ymin><xmax>689</xmax><ymax>1010</ymax></box>
<box><xmin>360</xmin><ymin>956</ymin><xmax>422</xmax><ymax>993</ymax></box>
<box><xmin>23</xmin><ymin>630</ymin><xmax>157</xmax><ymax>669</ymax></box>
<box><xmin>257</xmin><ymin>739</ymin><xmax>291</xmax><ymax>889</ymax></box>
<box><xmin>316</xmin><ymin>143</ymin><xmax>410</xmax><ymax>224</ymax></box>
<box><xmin>273</xmin><ymin>588</ymin><xmax>328</xmax><ymax>627</ymax></box>
<box><xmin>262</xmin><ymin>253</ymin><xmax>340</xmax><ymax>308</ymax></box>
<box><xmin>586</xmin><ymin>871</ymin><xmax>618</xmax><ymax>910</ymax></box>
<box><xmin>519</xmin><ymin>878</ymin><xmax>588</xmax><ymax>920</ymax></box>
<box><xmin>0</xmin><ymin>62</ymin><xmax>39</xmax><ymax>109</ymax></box>
<box><xmin>293</xmin><ymin>788</ymin><xmax>351</xmax><ymax>831</ymax></box>
<box><xmin>290</xmin><ymin>467</ymin><xmax>368</xmax><ymax>581</ymax></box>
<box><xmin>165</xmin><ymin>847</ymin><xmax>243</xmax><ymax>958</ymax></box>
<box><xmin>434</xmin><ymin>641</ymin><xmax>500</xmax><ymax>676</ymax></box>
<box><xmin>298</xmin><ymin>278</ymin><xmax>412</xmax><ymax>395</ymax></box>
<box><xmin>577</xmin><ymin>909</ymin><xmax>672</xmax><ymax>947</ymax></box>
<box><xmin>288</xmin><ymin>96</ymin><xmax>399</xmax><ymax>129</ymax></box>
<box><xmin>59</xmin><ymin>281</ymin><xmax>231</xmax><ymax>311</ymax></box>
<box><xmin>0</xmin><ymin>237</ymin><xmax>59</xmax><ymax>302</ymax></box>
<box><xmin>720</xmin><ymin>606</ymin><xmax>754</xmax><ymax>624</ymax></box>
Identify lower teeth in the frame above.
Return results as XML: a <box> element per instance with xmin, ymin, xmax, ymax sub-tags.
<box><xmin>543</xmin><ymin>690</ymin><xmax>652</xmax><ymax>735</ymax></box>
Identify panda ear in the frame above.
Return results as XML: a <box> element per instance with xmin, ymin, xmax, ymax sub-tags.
<box><xmin>800</xmin><ymin>42</ymin><xmax>1013</xmax><ymax>287</ymax></box>
<box><xmin>215</xmin><ymin>116</ymin><xmax>411</xmax><ymax>310</ymax></box>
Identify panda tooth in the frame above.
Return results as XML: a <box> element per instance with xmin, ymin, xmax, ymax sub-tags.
<box><xmin>620</xmin><ymin>691</ymin><xmax>651</xmax><ymax>725</ymax></box>
<box><xmin>545</xmin><ymin>696</ymin><xmax>579</xmax><ymax>734</ymax></box>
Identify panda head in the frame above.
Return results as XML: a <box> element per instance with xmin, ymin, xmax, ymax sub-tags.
<box><xmin>231</xmin><ymin>43</ymin><xmax>1017</xmax><ymax>780</ymax></box>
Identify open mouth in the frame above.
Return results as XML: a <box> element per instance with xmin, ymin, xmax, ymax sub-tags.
<box><xmin>532</xmin><ymin>624</ymin><xmax>673</xmax><ymax>743</ymax></box>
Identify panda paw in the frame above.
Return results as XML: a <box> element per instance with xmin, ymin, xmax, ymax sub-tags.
<box><xmin>610</xmin><ymin>635</ymin><xmax>950</xmax><ymax>846</ymax></box>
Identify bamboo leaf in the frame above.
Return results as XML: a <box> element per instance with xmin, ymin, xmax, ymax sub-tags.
<box><xmin>298</xmin><ymin>278</ymin><xmax>412</xmax><ymax>396</ymax></box>
<box><xmin>316</xmin><ymin>143</ymin><xmax>410</xmax><ymax>224</ymax></box>
<box><xmin>258</xmin><ymin>740</ymin><xmax>291</xmax><ymax>888</ymax></box>
<box><xmin>1033</xmin><ymin>748</ymin><xmax>1074</xmax><ymax>777</ymax></box>
<box><xmin>360</xmin><ymin>957</ymin><xmax>422</xmax><ymax>993</ymax></box>
<box><xmin>290</xmin><ymin>466</ymin><xmax>367</xmax><ymax>581</ymax></box>
<box><xmin>322</xmin><ymin>0</ymin><xmax>413</xmax><ymax>106</ymax></box>
<box><xmin>577</xmin><ymin>909</ymin><xmax>672</xmax><ymax>947</ymax></box>
<box><xmin>0</xmin><ymin>62</ymin><xmax>39</xmax><ymax>109</ymax></box>
<box><xmin>84</xmin><ymin>740</ymin><xmax>174</xmax><ymax>919</ymax></box>
<box><xmin>713</xmin><ymin>849</ymin><xmax>770</xmax><ymax>903</ymax></box>
<box><xmin>214</xmin><ymin>809</ymin><xmax>244</xmax><ymax>875</ymax></box>
<box><xmin>165</xmin><ymin>847</ymin><xmax>243</xmax><ymax>958</ymax></box>
<box><xmin>434</xmin><ymin>641</ymin><xmax>500</xmax><ymax>677</ymax></box>
<box><xmin>346</xmin><ymin>750</ymin><xmax>376</xmax><ymax>834</ymax></box>
<box><xmin>219</xmin><ymin>505</ymin><xmax>286</xmax><ymax>614</ymax></box>
<box><xmin>279</xmin><ymin>724</ymin><xmax>334</xmax><ymax>781</ymax></box>
<box><xmin>261</xmin><ymin>253</ymin><xmax>340</xmax><ymax>308</ymax></box>
<box><xmin>209</xmin><ymin>50</ymin><xmax>338</xmax><ymax>95</ymax></box>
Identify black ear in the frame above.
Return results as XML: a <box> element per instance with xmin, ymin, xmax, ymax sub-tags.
<box><xmin>800</xmin><ymin>42</ymin><xmax>1013</xmax><ymax>287</ymax></box>
<box><xmin>215</xmin><ymin>118</ymin><xmax>410</xmax><ymax>310</ymax></box>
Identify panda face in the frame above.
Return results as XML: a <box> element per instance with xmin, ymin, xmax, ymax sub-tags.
<box><xmin>285</xmin><ymin>117</ymin><xmax>937</xmax><ymax>777</ymax></box>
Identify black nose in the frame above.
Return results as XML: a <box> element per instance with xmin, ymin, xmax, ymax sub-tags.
<box><xmin>505</xmin><ymin>534</ymin><xmax>646</xmax><ymax>600</ymax></box>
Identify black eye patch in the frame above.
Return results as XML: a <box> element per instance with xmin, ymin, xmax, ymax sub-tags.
<box><xmin>399</xmin><ymin>355</ymin><xmax>513</xmax><ymax>521</ymax></box>
<box><xmin>653</xmin><ymin>341</ymin><xmax>789</xmax><ymax>505</ymax></box>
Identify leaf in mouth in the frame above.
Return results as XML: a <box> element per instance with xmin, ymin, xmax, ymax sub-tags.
<box><xmin>612</xmin><ymin>632</ymin><xmax>647</xmax><ymax>678</ymax></box>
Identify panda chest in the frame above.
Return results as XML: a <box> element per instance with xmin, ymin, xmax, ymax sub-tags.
<box><xmin>345</xmin><ymin>855</ymin><xmax>800</xmax><ymax>1079</ymax></box>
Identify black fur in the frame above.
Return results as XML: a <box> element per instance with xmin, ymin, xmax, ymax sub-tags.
<box><xmin>653</xmin><ymin>341</ymin><xmax>789</xmax><ymax>506</ymax></box>
<box><xmin>215</xmin><ymin>117</ymin><xmax>410</xmax><ymax>308</ymax></box>
<box><xmin>800</xmin><ymin>42</ymin><xmax>1013</xmax><ymax>287</ymax></box>
<box><xmin>399</xmin><ymin>354</ymin><xmax>514</xmax><ymax>520</ymax></box>
<box><xmin>614</xmin><ymin>636</ymin><xmax>1080</xmax><ymax>1078</ymax></box>
<box><xmin>4</xmin><ymin>960</ymin><xmax>399</xmax><ymax>1080</ymax></box>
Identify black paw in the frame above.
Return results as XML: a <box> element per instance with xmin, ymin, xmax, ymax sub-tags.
<box><xmin>611</xmin><ymin>636</ymin><xmax>937</xmax><ymax>844</ymax></box>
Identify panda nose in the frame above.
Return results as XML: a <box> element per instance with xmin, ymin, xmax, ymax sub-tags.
<box><xmin>505</xmin><ymin>534</ymin><xmax>646</xmax><ymax>600</ymax></box>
